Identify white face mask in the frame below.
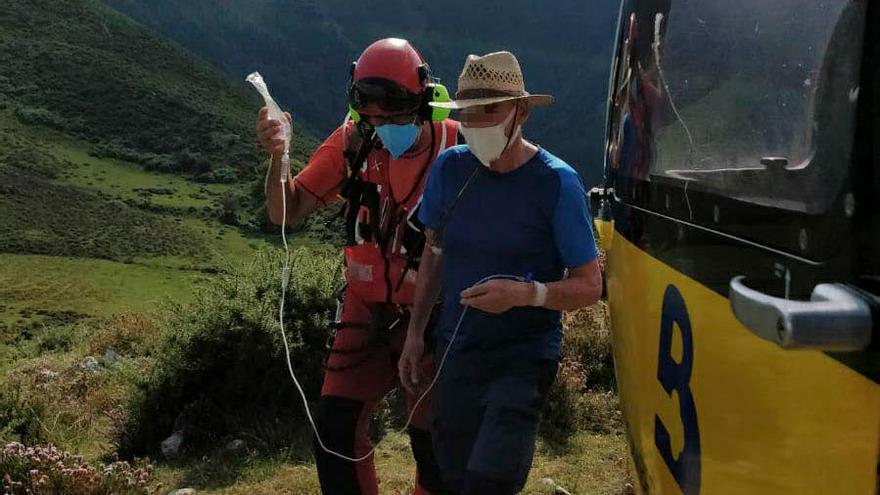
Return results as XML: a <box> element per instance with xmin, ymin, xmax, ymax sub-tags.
<box><xmin>460</xmin><ymin>108</ymin><xmax>521</xmax><ymax>168</ymax></box>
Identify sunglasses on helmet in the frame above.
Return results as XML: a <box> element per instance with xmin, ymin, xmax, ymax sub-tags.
<box><xmin>349</xmin><ymin>78</ymin><xmax>423</xmax><ymax>114</ymax></box>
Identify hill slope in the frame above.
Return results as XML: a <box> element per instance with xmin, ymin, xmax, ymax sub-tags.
<box><xmin>102</xmin><ymin>0</ymin><xmax>619</xmax><ymax>185</ymax></box>
<box><xmin>0</xmin><ymin>0</ymin><xmax>322</xmax><ymax>329</ymax></box>
<box><xmin>0</xmin><ymin>0</ymin><xmax>320</xmax><ymax>182</ymax></box>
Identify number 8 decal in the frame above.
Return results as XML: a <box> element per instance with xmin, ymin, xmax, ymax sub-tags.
<box><xmin>655</xmin><ymin>285</ymin><xmax>701</xmax><ymax>494</ymax></box>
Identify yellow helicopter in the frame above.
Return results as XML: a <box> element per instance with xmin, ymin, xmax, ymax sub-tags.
<box><xmin>592</xmin><ymin>0</ymin><xmax>879</xmax><ymax>493</ymax></box>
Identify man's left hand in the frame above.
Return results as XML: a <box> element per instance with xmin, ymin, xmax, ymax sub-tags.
<box><xmin>460</xmin><ymin>279</ymin><xmax>533</xmax><ymax>314</ymax></box>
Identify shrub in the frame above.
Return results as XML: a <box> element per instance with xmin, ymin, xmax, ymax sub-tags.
<box><xmin>14</xmin><ymin>107</ymin><xmax>67</xmax><ymax>131</ymax></box>
<box><xmin>34</xmin><ymin>318</ymin><xmax>91</xmax><ymax>354</ymax></box>
<box><xmin>0</xmin><ymin>350</ymin><xmax>148</xmax><ymax>452</ymax></box>
<box><xmin>578</xmin><ymin>390</ymin><xmax>622</xmax><ymax>435</ymax></box>
<box><xmin>118</xmin><ymin>247</ymin><xmax>341</xmax><ymax>458</ymax></box>
<box><xmin>540</xmin><ymin>357</ymin><xmax>588</xmax><ymax>445</ymax></box>
<box><xmin>561</xmin><ymin>302</ymin><xmax>615</xmax><ymax>391</ymax></box>
<box><xmin>89</xmin><ymin>142</ymin><xmax>146</xmax><ymax>164</ymax></box>
<box><xmin>540</xmin><ymin>301</ymin><xmax>620</xmax><ymax>445</ymax></box>
<box><xmin>0</xmin><ymin>381</ymin><xmax>48</xmax><ymax>446</ymax></box>
<box><xmin>174</xmin><ymin>150</ymin><xmax>210</xmax><ymax>176</ymax></box>
<box><xmin>142</xmin><ymin>153</ymin><xmax>178</xmax><ymax>173</ymax></box>
<box><xmin>86</xmin><ymin>314</ymin><xmax>159</xmax><ymax>358</ymax></box>
<box><xmin>0</xmin><ymin>442</ymin><xmax>152</xmax><ymax>495</ymax></box>
<box><xmin>217</xmin><ymin>193</ymin><xmax>242</xmax><ymax>226</ymax></box>
<box><xmin>203</xmin><ymin>165</ymin><xmax>238</xmax><ymax>184</ymax></box>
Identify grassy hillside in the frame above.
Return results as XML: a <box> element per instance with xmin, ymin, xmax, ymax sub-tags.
<box><xmin>0</xmin><ymin>0</ymin><xmax>318</xmax><ymax>183</ymax></box>
<box><xmin>0</xmin><ymin>103</ymin><xmax>266</xmax><ymax>334</ymax></box>
<box><xmin>102</xmin><ymin>0</ymin><xmax>618</xmax><ymax>185</ymax></box>
<box><xmin>0</xmin><ymin>0</ymin><xmax>323</xmax><ymax>327</ymax></box>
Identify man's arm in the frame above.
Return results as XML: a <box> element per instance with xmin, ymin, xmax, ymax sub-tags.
<box><xmin>264</xmin><ymin>157</ymin><xmax>321</xmax><ymax>226</ymax></box>
<box><xmin>541</xmin><ymin>259</ymin><xmax>602</xmax><ymax>310</ymax></box>
<box><xmin>408</xmin><ymin>230</ymin><xmax>444</xmax><ymax>339</ymax></box>
<box><xmin>458</xmin><ymin>258</ymin><xmax>602</xmax><ymax>314</ymax></box>
<box><xmin>399</xmin><ymin>230</ymin><xmax>443</xmax><ymax>393</ymax></box>
<box><xmin>257</xmin><ymin>107</ymin><xmax>345</xmax><ymax>226</ymax></box>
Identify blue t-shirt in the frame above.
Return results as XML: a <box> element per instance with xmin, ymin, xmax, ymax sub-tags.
<box><xmin>419</xmin><ymin>145</ymin><xmax>599</xmax><ymax>361</ymax></box>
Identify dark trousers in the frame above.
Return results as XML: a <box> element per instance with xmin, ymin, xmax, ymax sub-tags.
<box><xmin>313</xmin><ymin>291</ymin><xmax>451</xmax><ymax>494</ymax></box>
<box><xmin>431</xmin><ymin>345</ymin><xmax>558</xmax><ymax>495</ymax></box>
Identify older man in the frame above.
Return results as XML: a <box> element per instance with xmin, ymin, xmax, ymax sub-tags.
<box><xmin>399</xmin><ymin>51</ymin><xmax>602</xmax><ymax>494</ymax></box>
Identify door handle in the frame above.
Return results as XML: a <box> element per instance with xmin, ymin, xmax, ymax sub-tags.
<box><xmin>729</xmin><ymin>276</ymin><xmax>873</xmax><ymax>351</ymax></box>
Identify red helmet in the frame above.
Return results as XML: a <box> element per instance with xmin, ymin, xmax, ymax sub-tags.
<box><xmin>349</xmin><ymin>38</ymin><xmax>430</xmax><ymax>115</ymax></box>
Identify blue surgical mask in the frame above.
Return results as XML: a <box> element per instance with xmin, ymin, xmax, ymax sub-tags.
<box><xmin>376</xmin><ymin>123</ymin><xmax>419</xmax><ymax>159</ymax></box>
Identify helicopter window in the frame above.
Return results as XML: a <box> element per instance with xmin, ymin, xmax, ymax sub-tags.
<box><xmin>612</xmin><ymin>0</ymin><xmax>867</xmax><ymax>214</ymax></box>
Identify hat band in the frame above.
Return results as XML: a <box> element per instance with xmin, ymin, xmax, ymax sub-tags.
<box><xmin>455</xmin><ymin>88</ymin><xmax>526</xmax><ymax>100</ymax></box>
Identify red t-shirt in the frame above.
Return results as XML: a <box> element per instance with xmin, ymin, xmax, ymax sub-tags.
<box><xmin>295</xmin><ymin>119</ymin><xmax>459</xmax><ymax>305</ymax></box>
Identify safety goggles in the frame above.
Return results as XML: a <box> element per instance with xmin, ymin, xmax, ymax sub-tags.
<box><xmin>349</xmin><ymin>78</ymin><xmax>423</xmax><ymax>114</ymax></box>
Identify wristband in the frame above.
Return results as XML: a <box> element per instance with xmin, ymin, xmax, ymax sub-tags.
<box><xmin>531</xmin><ymin>281</ymin><xmax>548</xmax><ymax>307</ymax></box>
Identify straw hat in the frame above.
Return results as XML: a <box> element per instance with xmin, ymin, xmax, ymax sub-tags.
<box><xmin>429</xmin><ymin>51</ymin><xmax>554</xmax><ymax>110</ymax></box>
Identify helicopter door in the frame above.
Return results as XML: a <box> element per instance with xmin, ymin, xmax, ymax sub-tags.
<box><xmin>603</xmin><ymin>0</ymin><xmax>880</xmax><ymax>493</ymax></box>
